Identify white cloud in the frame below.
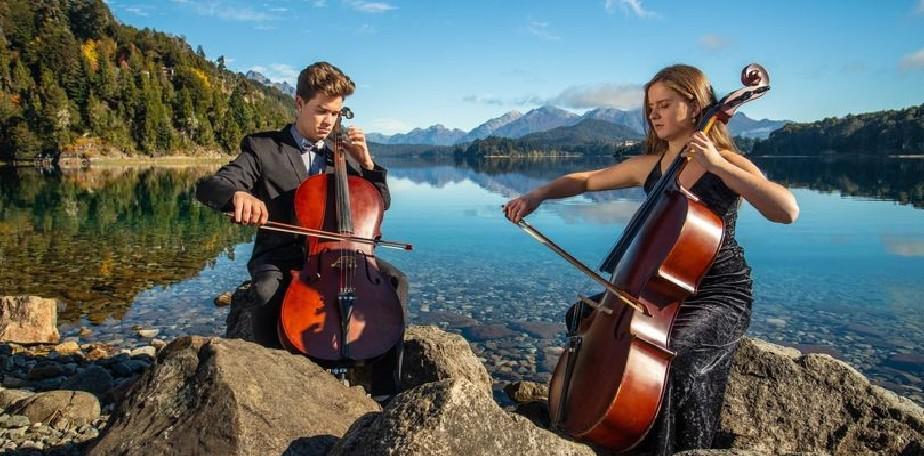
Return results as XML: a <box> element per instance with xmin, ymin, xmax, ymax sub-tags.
<box><xmin>698</xmin><ymin>34</ymin><xmax>730</xmax><ymax>50</ymax></box>
<box><xmin>125</xmin><ymin>5</ymin><xmax>153</xmax><ymax>16</ymax></box>
<box><xmin>343</xmin><ymin>0</ymin><xmax>397</xmax><ymax>13</ymax></box>
<box><xmin>462</xmin><ymin>94</ymin><xmax>544</xmax><ymax>107</ymax></box>
<box><xmin>527</xmin><ymin>20</ymin><xmax>559</xmax><ymax>40</ymax></box>
<box><xmin>900</xmin><ymin>48</ymin><xmax>924</xmax><ymax>70</ymax></box>
<box><xmin>370</xmin><ymin>118</ymin><xmax>410</xmax><ymax>134</ymax></box>
<box><xmin>551</xmin><ymin>200</ymin><xmax>641</xmax><ymax>225</ymax></box>
<box><xmin>549</xmin><ymin>83</ymin><xmax>644</xmax><ymax>109</ymax></box>
<box><xmin>465</xmin><ymin>83</ymin><xmax>643</xmax><ymax>110</ymax></box>
<box><xmin>462</xmin><ymin>95</ymin><xmax>505</xmax><ymax>106</ymax></box>
<box><xmin>312</xmin><ymin>0</ymin><xmax>327</xmax><ymax>6</ymax></box>
<box><xmin>916</xmin><ymin>0</ymin><xmax>924</xmax><ymax>14</ymax></box>
<box><xmin>269</xmin><ymin>63</ymin><xmax>300</xmax><ymax>82</ymax></box>
<box><xmin>172</xmin><ymin>1</ymin><xmax>274</xmax><ymax>22</ymax></box>
<box><xmin>250</xmin><ymin>63</ymin><xmax>301</xmax><ymax>85</ymax></box>
<box><xmin>605</xmin><ymin>0</ymin><xmax>658</xmax><ymax>18</ymax></box>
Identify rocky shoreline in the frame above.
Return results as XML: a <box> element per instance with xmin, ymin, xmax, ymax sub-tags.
<box><xmin>2</xmin><ymin>294</ymin><xmax>922</xmax><ymax>455</ymax></box>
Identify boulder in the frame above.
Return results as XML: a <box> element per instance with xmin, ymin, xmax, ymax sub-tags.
<box><xmin>504</xmin><ymin>381</ymin><xmax>548</xmax><ymax>404</ymax></box>
<box><xmin>504</xmin><ymin>381</ymin><xmax>551</xmax><ymax>427</ymax></box>
<box><xmin>61</xmin><ymin>365</ymin><xmax>115</xmax><ymax>398</ymax></box>
<box><xmin>8</xmin><ymin>390</ymin><xmax>100</xmax><ymax>426</ymax></box>
<box><xmin>401</xmin><ymin>325</ymin><xmax>493</xmax><ymax>394</ymax></box>
<box><xmin>330</xmin><ymin>379</ymin><xmax>597</xmax><ymax>456</ymax></box>
<box><xmin>87</xmin><ymin>336</ymin><xmax>380</xmax><ymax>456</ymax></box>
<box><xmin>213</xmin><ymin>292</ymin><xmax>232</xmax><ymax>307</ymax></box>
<box><xmin>0</xmin><ymin>388</ymin><xmax>34</xmax><ymax>411</ymax></box>
<box><xmin>718</xmin><ymin>337</ymin><xmax>924</xmax><ymax>455</ymax></box>
<box><xmin>0</xmin><ymin>296</ymin><xmax>60</xmax><ymax>344</ymax></box>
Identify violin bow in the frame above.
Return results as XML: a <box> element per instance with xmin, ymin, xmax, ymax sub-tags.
<box><xmin>515</xmin><ymin>220</ymin><xmax>649</xmax><ymax>317</ymax></box>
<box><xmin>223</xmin><ymin>213</ymin><xmax>413</xmax><ymax>251</ymax></box>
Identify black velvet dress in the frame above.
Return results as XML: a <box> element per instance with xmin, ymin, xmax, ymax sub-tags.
<box><xmin>568</xmin><ymin>156</ymin><xmax>754</xmax><ymax>455</ymax></box>
<box><xmin>637</xmin><ymin>156</ymin><xmax>755</xmax><ymax>455</ymax></box>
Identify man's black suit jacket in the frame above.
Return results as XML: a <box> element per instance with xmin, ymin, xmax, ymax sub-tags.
<box><xmin>196</xmin><ymin>124</ymin><xmax>390</xmax><ymax>275</ymax></box>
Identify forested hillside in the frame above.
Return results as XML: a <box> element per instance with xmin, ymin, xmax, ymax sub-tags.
<box><xmin>0</xmin><ymin>0</ymin><xmax>292</xmax><ymax>161</ymax></box>
<box><xmin>753</xmin><ymin>103</ymin><xmax>924</xmax><ymax>156</ymax></box>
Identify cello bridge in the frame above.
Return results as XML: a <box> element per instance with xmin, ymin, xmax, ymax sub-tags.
<box><xmin>331</xmin><ymin>255</ymin><xmax>358</xmax><ymax>270</ymax></box>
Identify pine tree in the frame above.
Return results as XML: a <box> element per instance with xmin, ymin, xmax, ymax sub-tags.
<box><xmin>37</xmin><ymin>69</ymin><xmax>71</xmax><ymax>152</ymax></box>
<box><xmin>0</xmin><ymin>30</ymin><xmax>12</xmax><ymax>91</ymax></box>
<box><xmin>4</xmin><ymin>118</ymin><xmax>41</xmax><ymax>160</ymax></box>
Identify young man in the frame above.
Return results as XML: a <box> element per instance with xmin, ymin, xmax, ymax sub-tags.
<box><xmin>196</xmin><ymin>61</ymin><xmax>405</xmax><ymax>398</ymax></box>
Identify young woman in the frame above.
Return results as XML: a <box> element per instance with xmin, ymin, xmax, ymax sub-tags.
<box><xmin>503</xmin><ymin>64</ymin><xmax>799</xmax><ymax>454</ymax></box>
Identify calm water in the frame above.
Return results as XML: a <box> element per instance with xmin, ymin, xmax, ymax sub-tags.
<box><xmin>0</xmin><ymin>157</ymin><xmax>922</xmax><ymax>404</ymax></box>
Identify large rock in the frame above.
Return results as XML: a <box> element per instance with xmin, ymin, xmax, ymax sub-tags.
<box><xmin>504</xmin><ymin>381</ymin><xmax>548</xmax><ymax>404</ymax></box>
<box><xmin>330</xmin><ymin>378</ymin><xmax>597</xmax><ymax>456</ymax></box>
<box><xmin>401</xmin><ymin>325</ymin><xmax>493</xmax><ymax>394</ymax></box>
<box><xmin>61</xmin><ymin>365</ymin><xmax>115</xmax><ymax>398</ymax></box>
<box><xmin>0</xmin><ymin>388</ymin><xmax>35</xmax><ymax>411</ymax></box>
<box><xmin>88</xmin><ymin>336</ymin><xmax>380</xmax><ymax>456</ymax></box>
<box><xmin>0</xmin><ymin>295</ymin><xmax>60</xmax><ymax>344</ymax></box>
<box><xmin>504</xmin><ymin>381</ymin><xmax>551</xmax><ymax>427</ymax></box>
<box><xmin>718</xmin><ymin>337</ymin><xmax>924</xmax><ymax>455</ymax></box>
<box><xmin>9</xmin><ymin>390</ymin><xmax>100</xmax><ymax>426</ymax></box>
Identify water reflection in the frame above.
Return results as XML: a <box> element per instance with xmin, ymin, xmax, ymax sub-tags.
<box><xmin>381</xmin><ymin>156</ymin><xmax>646</xmax><ymax>209</ymax></box>
<box><xmin>386</xmin><ymin>155</ymin><xmax>924</xmax><ymax>209</ymax></box>
<box><xmin>882</xmin><ymin>236</ymin><xmax>924</xmax><ymax>257</ymax></box>
<box><xmin>1</xmin><ymin>155</ymin><xmax>922</xmax><ymax>406</ymax></box>
<box><xmin>753</xmin><ymin>156</ymin><xmax>924</xmax><ymax>208</ymax></box>
<box><xmin>0</xmin><ymin>166</ymin><xmax>253</xmax><ymax>323</ymax></box>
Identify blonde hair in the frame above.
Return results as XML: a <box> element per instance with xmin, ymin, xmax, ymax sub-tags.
<box><xmin>643</xmin><ymin>64</ymin><xmax>737</xmax><ymax>156</ymax></box>
<box><xmin>296</xmin><ymin>61</ymin><xmax>355</xmax><ymax>102</ymax></box>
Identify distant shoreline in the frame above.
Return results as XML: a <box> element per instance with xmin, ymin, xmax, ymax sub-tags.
<box><xmin>1</xmin><ymin>156</ymin><xmax>232</xmax><ymax>168</ymax></box>
<box><xmin>86</xmin><ymin>156</ymin><xmax>231</xmax><ymax>167</ymax></box>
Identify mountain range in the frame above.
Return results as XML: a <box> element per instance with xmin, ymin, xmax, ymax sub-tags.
<box><xmin>240</xmin><ymin>76</ymin><xmax>789</xmax><ymax>145</ymax></box>
<box><xmin>366</xmin><ymin>106</ymin><xmax>789</xmax><ymax>145</ymax></box>
<box><xmin>518</xmin><ymin>118</ymin><xmax>642</xmax><ymax>145</ymax></box>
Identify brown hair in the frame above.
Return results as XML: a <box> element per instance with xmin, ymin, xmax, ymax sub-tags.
<box><xmin>296</xmin><ymin>61</ymin><xmax>355</xmax><ymax>102</ymax></box>
<box><xmin>643</xmin><ymin>64</ymin><xmax>737</xmax><ymax>155</ymax></box>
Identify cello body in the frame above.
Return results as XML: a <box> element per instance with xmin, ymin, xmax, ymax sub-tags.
<box><xmin>549</xmin><ymin>185</ymin><xmax>723</xmax><ymax>449</ymax></box>
<box><xmin>277</xmin><ymin>110</ymin><xmax>404</xmax><ymax>365</ymax></box>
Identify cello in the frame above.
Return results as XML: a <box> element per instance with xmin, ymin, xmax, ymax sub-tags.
<box><xmin>276</xmin><ymin>107</ymin><xmax>406</xmax><ymax>366</ymax></box>
<box><xmin>513</xmin><ymin>64</ymin><xmax>770</xmax><ymax>451</ymax></box>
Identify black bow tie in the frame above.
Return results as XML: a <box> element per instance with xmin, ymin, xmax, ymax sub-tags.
<box><xmin>300</xmin><ymin>140</ymin><xmax>325</xmax><ymax>153</ymax></box>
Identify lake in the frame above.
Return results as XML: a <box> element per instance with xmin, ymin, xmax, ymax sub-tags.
<box><xmin>1</xmin><ymin>156</ymin><xmax>922</xmax><ymax>405</ymax></box>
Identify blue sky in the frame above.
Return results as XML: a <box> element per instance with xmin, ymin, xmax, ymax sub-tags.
<box><xmin>107</xmin><ymin>0</ymin><xmax>924</xmax><ymax>134</ymax></box>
